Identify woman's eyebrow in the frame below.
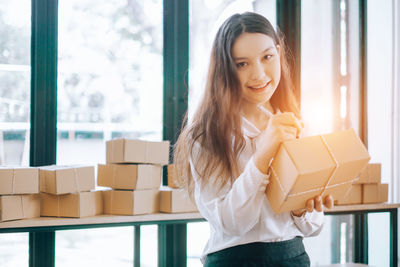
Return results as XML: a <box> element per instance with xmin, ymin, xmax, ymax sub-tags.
<box><xmin>233</xmin><ymin>46</ymin><xmax>275</xmax><ymax>61</ymax></box>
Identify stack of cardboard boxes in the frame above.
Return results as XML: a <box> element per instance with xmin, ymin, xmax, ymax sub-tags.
<box><xmin>0</xmin><ymin>167</ymin><xmax>40</xmax><ymax>221</ymax></box>
<box><xmin>159</xmin><ymin>164</ymin><xmax>197</xmax><ymax>213</ymax></box>
<box><xmin>40</xmin><ymin>165</ymin><xmax>103</xmax><ymax>217</ymax></box>
<box><xmin>100</xmin><ymin>139</ymin><xmax>169</xmax><ymax>215</ymax></box>
<box><xmin>335</xmin><ymin>163</ymin><xmax>388</xmax><ymax>205</ymax></box>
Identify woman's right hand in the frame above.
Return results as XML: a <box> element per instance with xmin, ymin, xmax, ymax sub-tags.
<box><xmin>253</xmin><ymin>112</ymin><xmax>303</xmax><ymax>174</ymax></box>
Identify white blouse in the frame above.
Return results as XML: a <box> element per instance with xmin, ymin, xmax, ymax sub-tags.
<box><xmin>190</xmin><ymin>112</ymin><xmax>325</xmax><ymax>263</ymax></box>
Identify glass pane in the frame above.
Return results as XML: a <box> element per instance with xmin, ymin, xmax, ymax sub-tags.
<box><xmin>303</xmin><ymin>215</ymin><xmax>333</xmax><ymax>265</ymax></box>
<box><xmin>367</xmin><ymin>1</ymin><xmax>394</xmax><ymax>266</ymax></box>
<box><xmin>0</xmin><ymin>0</ymin><xmax>31</xmax><ymax>166</ymax></box>
<box><xmin>0</xmin><ymin>233</ymin><xmax>29</xmax><ymax>267</ymax></box>
<box><xmin>301</xmin><ymin>0</ymin><xmax>335</xmax><ymax>135</ymax></box>
<box><xmin>188</xmin><ymin>0</ymin><xmax>276</xmax><ymax>118</ymax></box>
<box><xmin>368</xmin><ymin>212</ymin><xmax>390</xmax><ymax>267</ymax></box>
<box><xmin>367</xmin><ymin>0</ymin><xmax>394</xmax><ymax>189</ymax></box>
<box><xmin>56</xmin><ymin>1</ymin><xmax>162</xmax><ymax>266</ymax></box>
<box><xmin>0</xmin><ymin>2</ymin><xmax>31</xmax><ymax>266</ymax></box>
<box><xmin>57</xmin><ymin>0</ymin><xmax>163</xmax><ymax>166</ymax></box>
<box><xmin>141</xmin><ymin>225</ymin><xmax>157</xmax><ymax>267</ymax></box>
<box><xmin>187</xmin><ymin>222</ymin><xmax>209</xmax><ymax>267</ymax></box>
<box><xmin>56</xmin><ymin>227</ymin><xmax>133</xmax><ymax>267</ymax></box>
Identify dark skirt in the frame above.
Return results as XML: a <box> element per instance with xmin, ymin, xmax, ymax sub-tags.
<box><xmin>204</xmin><ymin>236</ymin><xmax>310</xmax><ymax>267</ymax></box>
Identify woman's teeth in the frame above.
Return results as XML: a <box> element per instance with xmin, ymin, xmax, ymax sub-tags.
<box><xmin>249</xmin><ymin>82</ymin><xmax>268</xmax><ymax>91</ymax></box>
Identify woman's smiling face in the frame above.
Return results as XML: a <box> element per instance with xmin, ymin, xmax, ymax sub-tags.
<box><xmin>232</xmin><ymin>32</ymin><xmax>281</xmax><ymax>108</ymax></box>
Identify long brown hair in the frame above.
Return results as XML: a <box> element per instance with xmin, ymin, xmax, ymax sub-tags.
<box><xmin>174</xmin><ymin>12</ymin><xmax>300</xmax><ymax>196</ymax></box>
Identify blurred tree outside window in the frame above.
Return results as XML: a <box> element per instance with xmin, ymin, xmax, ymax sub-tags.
<box><xmin>0</xmin><ymin>0</ymin><xmax>30</xmax><ymax>166</ymax></box>
<box><xmin>57</xmin><ymin>0</ymin><xmax>163</xmax><ymax>165</ymax></box>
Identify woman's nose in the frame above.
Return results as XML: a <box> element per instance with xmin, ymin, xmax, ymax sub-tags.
<box><xmin>250</xmin><ymin>61</ymin><xmax>266</xmax><ymax>80</ymax></box>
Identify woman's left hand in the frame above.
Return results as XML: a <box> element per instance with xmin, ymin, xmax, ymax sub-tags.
<box><xmin>291</xmin><ymin>194</ymin><xmax>334</xmax><ymax>217</ymax></box>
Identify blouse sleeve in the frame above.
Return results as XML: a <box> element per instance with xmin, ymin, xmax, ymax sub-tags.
<box><xmin>190</xmin><ymin>144</ymin><xmax>270</xmax><ymax>237</ymax></box>
<box><xmin>291</xmin><ymin>210</ymin><xmax>325</xmax><ymax>237</ymax></box>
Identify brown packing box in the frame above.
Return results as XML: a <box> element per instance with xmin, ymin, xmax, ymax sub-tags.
<box><xmin>335</xmin><ymin>184</ymin><xmax>362</xmax><ymax>205</ymax></box>
<box><xmin>40</xmin><ymin>191</ymin><xmax>103</xmax><ymax>218</ymax></box>
<box><xmin>103</xmin><ymin>189</ymin><xmax>159</xmax><ymax>215</ymax></box>
<box><xmin>40</xmin><ymin>165</ymin><xmax>95</xmax><ymax>195</ymax></box>
<box><xmin>363</xmin><ymin>183</ymin><xmax>388</xmax><ymax>204</ymax></box>
<box><xmin>355</xmin><ymin>163</ymin><xmax>381</xmax><ymax>184</ymax></box>
<box><xmin>159</xmin><ymin>187</ymin><xmax>197</xmax><ymax>213</ymax></box>
<box><xmin>0</xmin><ymin>195</ymin><xmax>40</xmax><ymax>222</ymax></box>
<box><xmin>106</xmin><ymin>139</ymin><xmax>170</xmax><ymax>165</ymax></box>
<box><xmin>0</xmin><ymin>167</ymin><xmax>39</xmax><ymax>195</ymax></box>
<box><xmin>266</xmin><ymin>128</ymin><xmax>370</xmax><ymax>213</ymax></box>
<box><xmin>167</xmin><ymin>164</ymin><xmax>180</xmax><ymax>188</ymax></box>
<box><xmin>97</xmin><ymin>164</ymin><xmax>161</xmax><ymax>190</ymax></box>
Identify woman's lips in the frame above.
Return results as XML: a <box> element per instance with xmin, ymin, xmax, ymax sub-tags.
<box><xmin>247</xmin><ymin>81</ymin><xmax>270</xmax><ymax>93</ymax></box>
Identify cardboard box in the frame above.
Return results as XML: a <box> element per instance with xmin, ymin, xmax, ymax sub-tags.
<box><xmin>363</xmin><ymin>183</ymin><xmax>388</xmax><ymax>204</ymax></box>
<box><xmin>167</xmin><ymin>164</ymin><xmax>180</xmax><ymax>188</ymax></box>
<box><xmin>266</xmin><ymin>129</ymin><xmax>370</xmax><ymax>213</ymax></box>
<box><xmin>159</xmin><ymin>187</ymin><xmax>197</xmax><ymax>213</ymax></box>
<box><xmin>40</xmin><ymin>191</ymin><xmax>103</xmax><ymax>218</ymax></box>
<box><xmin>335</xmin><ymin>184</ymin><xmax>362</xmax><ymax>205</ymax></box>
<box><xmin>103</xmin><ymin>189</ymin><xmax>159</xmax><ymax>215</ymax></box>
<box><xmin>0</xmin><ymin>194</ymin><xmax>40</xmax><ymax>222</ymax></box>
<box><xmin>106</xmin><ymin>139</ymin><xmax>170</xmax><ymax>165</ymax></box>
<box><xmin>97</xmin><ymin>164</ymin><xmax>161</xmax><ymax>190</ymax></box>
<box><xmin>40</xmin><ymin>165</ymin><xmax>95</xmax><ymax>195</ymax></box>
<box><xmin>0</xmin><ymin>167</ymin><xmax>39</xmax><ymax>195</ymax></box>
<box><xmin>355</xmin><ymin>163</ymin><xmax>381</xmax><ymax>184</ymax></box>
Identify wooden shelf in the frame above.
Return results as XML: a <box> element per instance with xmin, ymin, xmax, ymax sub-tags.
<box><xmin>327</xmin><ymin>202</ymin><xmax>400</xmax><ymax>213</ymax></box>
<box><xmin>0</xmin><ymin>212</ymin><xmax>204</xmax><ymax>231</ymax></box>
<box><xmin>1</xmin><ymin>203</ymin><xmax>398</xmax><ymax>231</ymax></box>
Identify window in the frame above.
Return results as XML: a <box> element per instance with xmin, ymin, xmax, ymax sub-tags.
<box><xmin>57</xmin><ymin>0</ymin><xmax>163</xmax><ymax>166</ymax></box>
<box><xmin>0</xmin><ymin>1</ymin><xmax>31</xmax><ymax>266</ymax></box>
<box><xmin>366</xmin><ymin>0</ymin><xmax>398</xmax><ymax>266</ymax></box>
<box><xmin>301</xmin><ymin>0</ymin><xmax>364</xmax><ymax>264</ymax></box>
<box><xmin>0</xmin><ymin>0</ymin><xmax>30</xmax><ymax>166</ymax></box>
<box><xmin>56</xmin><ymin>227</ymin><xmax>133</xmax><ymax>267</ymax></box>
<box><xmin>55</xmin><ymin>0</ymin><xmax>163</xmax><ymax>266</ymax></box>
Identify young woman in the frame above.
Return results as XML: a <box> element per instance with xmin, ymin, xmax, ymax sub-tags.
<box><xmin>174</xmin><ymin>12</ymin><xmax>334</xmax><ymax>267</ymax></box>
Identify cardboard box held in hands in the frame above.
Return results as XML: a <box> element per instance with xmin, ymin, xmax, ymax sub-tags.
<box><xmin>106</xmin><ymin>139</ymin><xmax>170</xmax><ymax>165</ymax></box>
<box><xmin>97</xmin><ymin>164</ymin><xmax>161</xmax><ymax>190</ymax></box>
<box><xmin>266</xmin><ymin>128</ymin><xmax>370</xmax><ymax>213</ymax></box>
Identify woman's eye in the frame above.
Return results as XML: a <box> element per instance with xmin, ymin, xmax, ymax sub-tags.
<box><xmin>264</xmin><ymin>54</ymin><xmax>273</xmax><ymax>60</ymax></box>
<box><xmin>236</xmin><ymin>62</ymin><xmax>247</xmax><ymax>68</ymax></box>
